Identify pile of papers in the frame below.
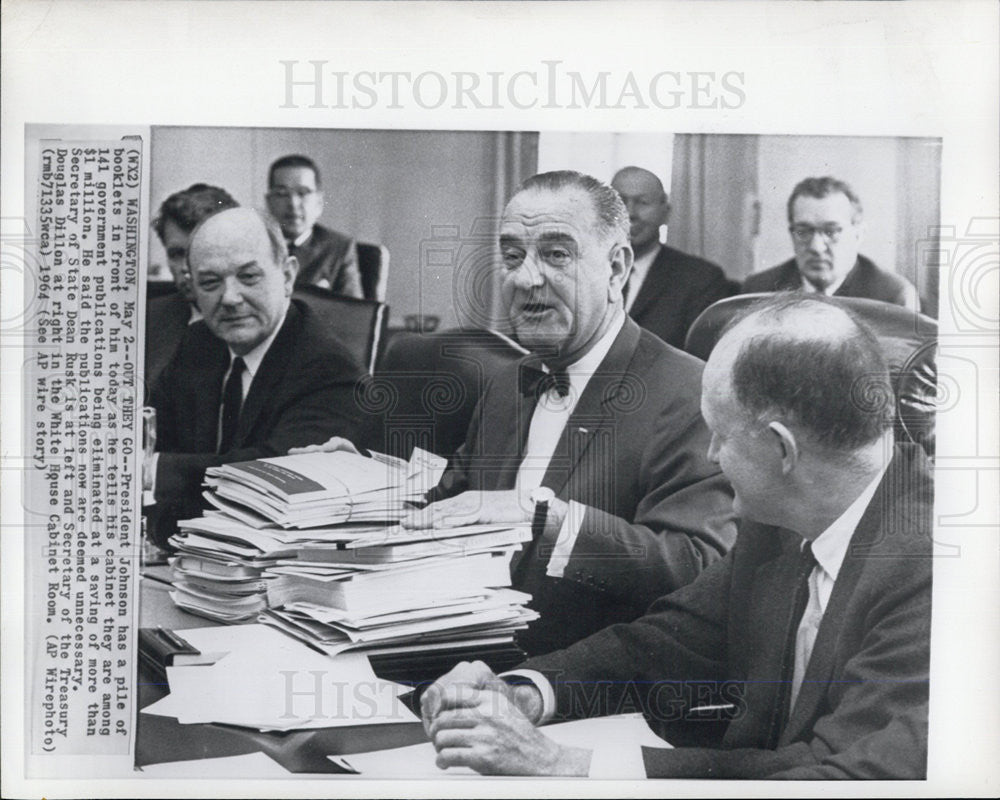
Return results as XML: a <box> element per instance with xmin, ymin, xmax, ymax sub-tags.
<box><xmin>165</xmin><ymin>448</ymin><xmax>539</xmax><ymax>682</ymax></box>
<box><xmin>203</xmin><ymin>449</ymin><xmax>445</xmax><ymax>528</ymax></box>
<box><xmin>260</xmin><ymin>523</ymin><xmax>539</xmax><ymax>683</ymax></box>
<box><xmin>141</xmin><ymin>624</ymin><xmax>418</xmax><ymax>731</ymax></box>
<box><xmin>167</xmin><ymin>448</ymin><xmax>446</xmax><ymax>621</ymax></box>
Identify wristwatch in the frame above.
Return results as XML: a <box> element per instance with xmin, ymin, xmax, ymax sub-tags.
<box><xmin>529</xmin><ymin>486</ymin><xmax>555</xmax><ymax>538</ymax></box>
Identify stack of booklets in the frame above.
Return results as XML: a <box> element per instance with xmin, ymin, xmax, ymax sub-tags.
<box><xmin>203</xmin><ymin>448</ymin><xmax>445</xmax><ymax>528</ymax></box>
<box><xmin>167</xmin><ymin>448</ymin><xmax>447</xmax><ymax>621</ymax></box>
<box><xmin>166</xmin><ymin>514</ymin><xmax>393</xmax><ymax>622</ymax></box>
<box><xmin>260</xmin><ymin>523</ymin><xmax>540</xmax><ymax>685</ymax></box>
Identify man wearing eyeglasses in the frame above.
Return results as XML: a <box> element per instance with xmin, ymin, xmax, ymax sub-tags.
<box><xmin>742</xmin><ymin>176</ymin><xmax>920</xmax><ymax>311</ymax></box>
<box><xmin>265</xmin><ymin>154</ymin><xmax>364</xmax><ymax>298</ymax></box>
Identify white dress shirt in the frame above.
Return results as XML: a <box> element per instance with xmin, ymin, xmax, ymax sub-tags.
<box><xmin>789</xmin><ymin>463</ymin><xmax>887</xmax><ymax>710</ymax></box>
<box><xmin>513</xmin><ymin>311</ymin><xmax>625</xmax><ymax>580</ymax></box>
<box><xmin>623</xmin><ymin>245</ymin><xmax>659</xmax><ymax>313</ymax></box>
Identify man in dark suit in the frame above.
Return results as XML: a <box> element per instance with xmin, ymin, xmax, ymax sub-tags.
<box><xmin>742</xmin><ymin>176</ymin><xmax>920</xmax><ymax>310</ymax></box>
<box><xmin>145</xmin><ymin>183</ymin><xmax>239</xmax><ymax>389</ymax></box>
<box><xmin>421</xmin><ymin>294</ymin><xmax>932</xmax><ymax>779</ymax></box>
<box><xmin>146</xmin><ymin>208</ymin><xmax>365</xmax><ymax>543</ymax></box>
<box><xmin>265</xmin><ymin>154</ymin><xmax>364</xmax><ymax>298</ymax></box>
<box><xmin>611</xmin><ymin>166</ymin><xmax>735</xmax><ymax>348</ymax></box>
<box><xmin>403</xmin><ymin>171</ymin><xmax>736</xmax><ymax>655</ymax></box>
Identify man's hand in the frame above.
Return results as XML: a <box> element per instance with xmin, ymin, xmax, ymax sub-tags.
<box><xmin>287</xmin><ymin>436</ymin><xmax>361</xmax><ymax>456</ymax></box>
<box><xmin>402</xmin><ymin>490</ymin><xmax>567</xmax><ymax>530</ymax></box>
<box><xmin>421</xmin><ymin>661</ymin><xmax>590</xmax><ymax>776</ymax></box>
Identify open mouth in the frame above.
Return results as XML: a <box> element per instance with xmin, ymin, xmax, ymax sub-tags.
<box><xmin>520</xmin><ymin>302</ymin><xmax>552</xmax><ymax>316</ymax></box>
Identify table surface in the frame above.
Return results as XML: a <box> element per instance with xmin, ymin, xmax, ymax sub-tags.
<box><xmin>136</xmin><ymin>571</ymin><xmax>427</xmax><ymax>773</ymax></box>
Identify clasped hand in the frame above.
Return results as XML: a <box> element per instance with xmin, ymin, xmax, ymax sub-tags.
<box><xmin>420</xmin><ymin>660</ymin><xmax>590</xmax><ymax>776</ymax></box>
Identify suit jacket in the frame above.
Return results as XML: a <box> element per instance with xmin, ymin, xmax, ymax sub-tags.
<box><xmin>435</xmin><ymin>319</ymin><xmax>737</xmax><ymax>655</ymax></box>
<box><xmin>742</xmin><ymin>254</ymin><xmax>919</xmax><ymax>310</ymax></box>
<box><xmin>524</xmin><ymin>443</ymin><xmax>933</xmax><ymax>779</ymax></box>
<box><xmin>149</xmin><ymin>299</ymin><xmax>366</xmax><ymax>539</ymax></box>
<box><xmin>144</xmin><ymin>292</ymin><xmax>193</xmax><ymax>395</ymax></box>
<box><xmin>291</xmin><ymin>223</ymin><xmax>364</xmax><ymax>298</ymax></box>
<box><xmin>628</xmin><ymin>245</ymin><xmax>736</xmax><ymax>349</ymax></box>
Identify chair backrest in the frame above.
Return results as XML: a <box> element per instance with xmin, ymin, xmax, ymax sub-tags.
<box><xmin>146</xmin><ymin>279</ymin><xmax>179</xmax><ymax>300</ymax></box>
<box><xmin>357</xmin><ymin>242</ymin><xmax>389</xmax><ymax>302</ymax></box>
<box><xmin>363</xmin><ymin>328</ymin><xmax>527</xmax><ymax>460</ymax></box>
<box><xmin>684</xmin><ymin>293</ymin><xmax>938</xmax><ymax>456</ymax></box>
<box><xmin>292</xmin><ymin>284</ymin><xmax>388</xmax><ymax>374</ymax></box>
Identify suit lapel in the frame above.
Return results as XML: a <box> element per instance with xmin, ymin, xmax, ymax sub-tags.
<box><xmin>541</xmin><ymin>320</ymin><xmax>642</xmax><ymax>497</ymax></box>
<box><xmin>833</xmin><ymin>258</ymin><xmax>865</xmax><ymax>299</ymax></box>
<box><xmin>741</xmin><ymin>532</ymin><xmax>806</xmax><ymax>749</ymax></box>
<box><xmin>628</xmin><ymin>248</ymin><xmax>671</xmax><ymax>321</ymax></box>
<box><xmin>234</xmin><ymin>304</ymin><xmax>299</xmax><ymax>447</ymax></box>
<box><xmin>185</xmin><ymin>326</ymin><xmax>229</xmax><ymax>453</ymax></box>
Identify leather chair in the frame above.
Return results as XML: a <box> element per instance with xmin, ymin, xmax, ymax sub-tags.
<box><xmin>362</xmin><ymin>329</ymin><xmax>527</xmax><ymax>460</ymax></box>
<box><xmin>357</xmin><ymin>242</ymin><xmax>389</xmax><ymax>303</ymax></box>
<box><xmin>684</xmin><ymin>293</ymin><xmax>938</xmax><ymax>456</ymax></box>
<box><xmin>292</xmin><ymin>284</ymin><xmax>388</xmax><ymax>375</ymax></box>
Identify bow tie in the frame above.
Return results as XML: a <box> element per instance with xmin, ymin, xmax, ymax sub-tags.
<box><xmin>519</xmin><ymin>362</ymin><xmax>570</xmax><ymax>399</ymax></box>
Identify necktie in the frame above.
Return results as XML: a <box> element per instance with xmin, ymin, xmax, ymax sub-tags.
<box><xmin>287</xmin><ymin>241</ymin><xmax>297</xmax><ymax>258</ymax></box>
<box><xmin>218</xmin><ymin>356</ymin><xmax>245</xmax><ymax>454</ymax></box>
<box><xmin>768</xmin><ymin>541</ymin><xmax>817</xmax><ymax>747</ymax></box>
<box><xmin>519</xmin><ymin>362</ymin><xmax>570</xmax><ymax>399</ymax></box>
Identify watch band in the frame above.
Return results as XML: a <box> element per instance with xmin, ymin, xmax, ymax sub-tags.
<box><xmin>530</xmin><ymin>487</ymin><xmax>554</xmax><ymax>539</ymax></box>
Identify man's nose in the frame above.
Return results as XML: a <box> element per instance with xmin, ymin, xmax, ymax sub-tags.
<box><xmin>806</xmin><ymin>229</ymin><xmax>830</xmax><ymax>250</ymax></box>
<box><xmin>511</xmin><ymin>253</ymin><xmax>545</xmax><ymax>290</ymax></box>
<box><xmin>220</xmin><ymin>277</ymin><xmax>244</xmax><ymax>306</ymax></box>
<box><xmin>706</xmin><ymin>432</ymin><xmax>721</xmax><ymax>464</ymax></box>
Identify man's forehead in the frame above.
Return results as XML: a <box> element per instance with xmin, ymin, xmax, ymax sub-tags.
<box><xmin>271</xmin><ymin>165</ymin><xmax>317</xmax><ymax>187</ymax></box>
<box><xmin>190</xmin><ymin>212</ymin><xmax>272</xmax><ymax>269</ymax></box>
<box><xmin>791</xmin><ymin>192</ymin><xmax>854</xmax><ymax>221</ymax></box>
<box><xmin>501</xmin><ymin>188</ymin><xmax>596</xmax><ymax>237</ymax></box>
<box><xmin>612</xmin><ymin>169</ymin><xmax>662</xmax><ymax>197</ymax></box>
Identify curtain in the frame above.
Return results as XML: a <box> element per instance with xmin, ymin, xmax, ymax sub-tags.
<box><xmin>669</xmin><ymin>134</ymin><xmax>760</xmax><ymax>281</ymax></box>
<box><xmin>461</xmin><ymin>131</ymin><xmax>537</xmax><ymax>330</ymax></box>
<box><xmin>895</xmin><ymin>138</ymin><xmax>941</xmax><ymax>318</ymax></box>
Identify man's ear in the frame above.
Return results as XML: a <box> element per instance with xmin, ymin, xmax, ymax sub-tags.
<box><xmin>768</xmin><ymin>421</ymin><xmax>799</xmax><ymax>475</ymax></box>
<box><xmin>610</xmin><ymin>243</ymin><xmax>634</xmax><ymax>301</ymax></box>
<box><xmin>283</xmin><ymin>255</ymin><xmax>299</xmax><ymax>295</ymax></box>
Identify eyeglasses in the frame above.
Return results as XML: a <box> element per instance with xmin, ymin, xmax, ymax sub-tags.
<box><xmin>789</xmin><ymin>223</ymin><xmax>848</xmax><ymax>244</ymax></box>
<box><xmin>268</xmin><ymin>188</ymin><xmax>317</xmax><ymax>201</ymax></box>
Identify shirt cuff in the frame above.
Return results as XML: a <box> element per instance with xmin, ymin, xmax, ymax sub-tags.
<box><xmin>545</xmin><ymin>500</ymin><xmax>586</xmax><ymax>579</ymax></box>
<box><xmin>499</xmin><ymin>669</ymin><xmax>555</xmax><ymax>725</ymax></box>
<box><xmin>587</xmin><ymin>741</ymin><xmax>647</xmax><ymax>779</ymax></box>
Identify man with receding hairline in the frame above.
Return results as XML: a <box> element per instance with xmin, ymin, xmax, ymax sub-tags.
<box><xmin>403</xmin><ymin>170</ymin><xmax>736</xmax><ymax>654</ymax></box>
<box><xmin>299</xmin><ymin>169</ymin><xmax>734</xmax><ymax>653</ymax></box>
<box><xmin>610</xmin><ymin>166</ymin><xmax>734</xmax><ymax>349</ymax></box>
<box><xmin>145</xmin><ymin>207</ymin><xmax>366</xmax><ymax>546</ymax></box>
<box><xmin>421</xmin><ymin>294</ymin><xmax>932</xmax><ymax>779</ymax></box>
<box><xmin>146</xmin><ymin>183</ymin><xmax>240</xmax><ymax>388</ymax></box>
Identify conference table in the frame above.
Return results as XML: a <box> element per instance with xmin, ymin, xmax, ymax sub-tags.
<box><xmin>135</xmin><ymin>571</ymin><xmax>428</xmax><ymax>774</ymax></box>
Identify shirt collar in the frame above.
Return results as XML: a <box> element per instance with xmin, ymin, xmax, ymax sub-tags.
<box><xmin>563</xmin><ymin>310</ymin><xmax>626</xmax><ymax>383</ymax></box>
<box><xmin>809</xmin><ymin>461</ymin><xmax>888</xmax><ymax>582</ymax></box>
<box><xmin>291</xmin><ymin>228</ymin><xmax>314</xmax><ymax>249</ymax></box>
<box><xmin>227</xmin><ymin>307</ymin><xmax>288</xmax><ymax>381</ymax></box>
<box><xmin>629</xmin><ymin>244</ymin><xmax>660</xmax><ymax>285</ymax></box>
